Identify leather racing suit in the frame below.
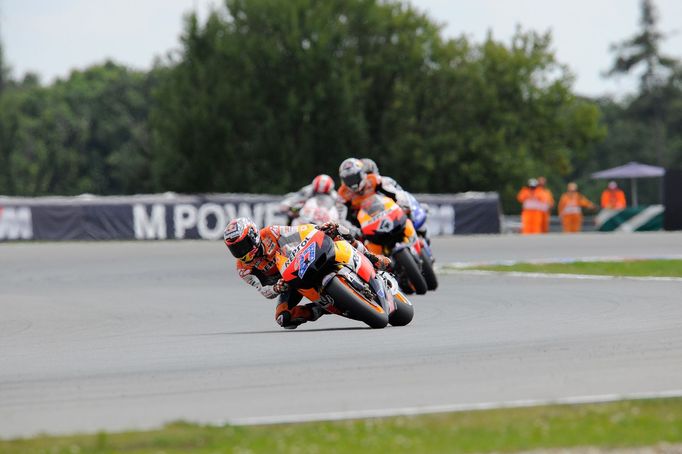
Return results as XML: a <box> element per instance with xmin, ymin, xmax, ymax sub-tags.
<box><xmin>340</xmin><ymin>173</ymin><xmax>430</xmax><ymax>239</ymax></box>
<box><xmin>339</xmin><ymin>173</ymin><xmax>406</xmax><ymax>222</ymax></box>
<box><xmin>236</xmin><ymin>223</ymin><xmax>388</xmax><ymax>329</ymax></box>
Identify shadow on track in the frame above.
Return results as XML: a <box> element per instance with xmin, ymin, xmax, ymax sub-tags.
<box><xmin>199</xmin><ymin>326</ymin><xmax>371</xmax><ymax>336</ymax></box>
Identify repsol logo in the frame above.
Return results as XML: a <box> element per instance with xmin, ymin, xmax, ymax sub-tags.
<box><xmin>133</xmin><ymin>202</ymin><xmax>287</xmax><ymax>240</ymax></box>
<box><xmin>0</xmin><ymin>206</ymin><xmax>33</xmax><ymax>240</ymax></box>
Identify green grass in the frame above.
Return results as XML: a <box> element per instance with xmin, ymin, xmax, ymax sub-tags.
<box><xmin>469</xmin><ymin>259</ymin><xmax>682</xmax><ymax>277</ymax></box>
<box><xmin>3</xmin><ymin>398</ymin><xmax>682</xmax><ymax>453</ymax></box>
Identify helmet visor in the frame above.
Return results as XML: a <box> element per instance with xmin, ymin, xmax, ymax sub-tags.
<box><xmin>342</xmin><ymin>172</ymin><xmax>362</xmax><ymax>189</ymax></box>
<box><xmin>227</xmin><ymin>236</ymin><xmax>259</xmax><ymax>260</ymax></box>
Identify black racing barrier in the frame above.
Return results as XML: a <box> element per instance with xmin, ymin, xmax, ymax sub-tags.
<box><xmin>0</xmin><ymin>192</ymin><xmax>501</xmax><ymax>241</ymax></box>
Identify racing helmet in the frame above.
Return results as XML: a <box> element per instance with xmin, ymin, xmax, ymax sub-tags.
<box><xmin>223</xmin><ymin>217</ymin><xmax>261</xmax><ymax>262</ymax></box>
<box><xmin>339</xmin><ymin>158</ymin><xmax>366</xmax><ymax>191</ymax></box>
<box><xmin>361</xmin><ymin>158</ymin><xmax>379</xmax><ymax>175</ymax></box>
<box><xmin>312</xmin><ymin>174</ymin><xmax>335</xmax><ymax>194</ymax></box>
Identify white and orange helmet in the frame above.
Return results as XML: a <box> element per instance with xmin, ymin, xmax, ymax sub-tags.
<box><xmin>312</xmin><ymin>174</ymin><xmax>335</xmax><ymax>194</ymax></box>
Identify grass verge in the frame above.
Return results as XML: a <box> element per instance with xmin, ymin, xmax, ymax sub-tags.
<box><xmin>3</xmin><ymin>398</ymin><xmax>682</xmax><ymax>453</ymax></box>
<box><xmin>468</xmin><ymin>259</ymin><xmax>682</xmax><ymax>277</ymax></box>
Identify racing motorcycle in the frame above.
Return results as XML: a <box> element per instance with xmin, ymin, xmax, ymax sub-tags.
<box><xmin>291</xmin><ymin>194</ymin><xmax>341</xmax><ymax>227</ymax></box>
<box><xmin>356</xmin><ymin>194</ymin><xmax>430</xmax><ymax>295</ymax></box>
<box><xmin>276</xmin><ymin>226</ymin><xmax>414</xmax><ymax>329</ymax></box>
<box><xmin>400</xmin><ymin>192</ymin><xmax>438</xmax><ymax>291</ymax></box>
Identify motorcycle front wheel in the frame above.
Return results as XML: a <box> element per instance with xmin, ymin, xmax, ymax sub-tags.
<box><xmin>394</xmin><ymin>248</ymin><xmax>428</xmax><ymax>295</ymax></box>
<box><xmin>325</xmin><ymin>276</ymin><xmax>389</xmax><ymax>329</ymax></box>
<box><xmin>388</xmin><ymin>292</ymin><xmax>414</xmax><ymax>326</ymax></box>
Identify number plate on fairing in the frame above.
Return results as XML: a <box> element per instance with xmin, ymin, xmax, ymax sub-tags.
<box><xmin>297</xmin><ymin>243</ymin><xmax>316</xmax><ymax>278</ymax></box>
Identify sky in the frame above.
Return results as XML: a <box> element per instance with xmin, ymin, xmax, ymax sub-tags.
<box><xmin>1</xmin><ymin>0</ymin><xmax>681</xmax><ymax>98</ymax></box>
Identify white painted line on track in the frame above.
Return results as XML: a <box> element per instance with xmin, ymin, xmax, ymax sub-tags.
<box><xmin>438</xmin><ymin>268</ymin><xmax>682</xmax><ymax>283</ymax></box>
<box><xmin>226</xmin><ymin>389</ymin><xmax>682</xmax><ymax>426</ymax></box>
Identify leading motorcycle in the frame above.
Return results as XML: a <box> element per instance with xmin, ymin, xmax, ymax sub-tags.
<box><xmin>275</xmin><ymin>225</ymin><xmax>414</xmax><ymax>328</ymax></box>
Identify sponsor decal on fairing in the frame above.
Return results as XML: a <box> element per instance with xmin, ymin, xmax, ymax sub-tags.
<box><xmin>297</xmin><ymin>243</ymin><xmax>317</xmax><ymax>278</ymax></box>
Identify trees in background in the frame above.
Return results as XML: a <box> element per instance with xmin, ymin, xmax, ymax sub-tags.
<box><xmin>151</xmin><ymin>0</ymin><xmax>603</xmax><ymax>209</ymax></box>
<box><xmin>0</xmin><ymin>0</ymin><xmax>678</xmax><ymax>212</ymax></box>
<box><xmin>571</xmin><ymin>0</ymin><xmax>682</xmax><ymax>205</ymax></box>
<box><xmin>0</xmin><ymin>62</ymin><xmax>154</xmax><ymax>195</ymax></box>
<box><xmin>606</xmin><ymin>0</ymin><xmax>678</xmax><ymax>168</ymax></box>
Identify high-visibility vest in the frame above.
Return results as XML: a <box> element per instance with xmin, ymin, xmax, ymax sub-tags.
<box><xmin>601</xmin><ymin>189</ymin><xmax>626</xmax><ymax>209</ymax></box>
<box><xmin>560</xmin><ymin>192</ymin><xmax>593</xmax><ymax>216</ymax></box>
<box><xmin>523</xmin><ymin>198</ymin><xmax>549</xmax><ymax>211</ymax></box>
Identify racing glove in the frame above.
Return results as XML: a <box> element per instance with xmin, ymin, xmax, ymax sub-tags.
<box><xmin>317</xmin><ymin>221</ymin><xmax>339</xmax><ymax>237</ymax></box>
<box><xmin>273</xmin><ymin>279</ymin><xmax>289</xmax><ymax>294</ymax></box>
<box><xmin>364</xmin><ymin>252</ymin><xmax>391</xmax><ymax>271</ymax></box>
<box><xmin>318</xmin><ymin>221</ymin><xmax>360</xmax><ymax>243</ymax></box>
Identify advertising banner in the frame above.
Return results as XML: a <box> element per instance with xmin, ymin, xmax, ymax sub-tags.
<box><xmin>0</xmin><ymin>192</ymin><xmax>501</xmax><ymax>241</ymax></box>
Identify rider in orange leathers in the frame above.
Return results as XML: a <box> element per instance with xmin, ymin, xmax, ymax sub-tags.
<box><xmin>223</xmin><ymin>217</ymin><xmax>390</xmax><ymax>329</ymax></box>
<box><xmin>517</xmin><ymin>179</ymin><xmax>553</xmax><ymax>234</ymax></box>
<box><xmin>337</xmin><ymin>158</ymin><xmax>406</xmax><ymax>221</ymax></box>
<box><xmin>558</xmin><ymin>182</ymin><xmax>596</xmax><ymax>233</ymax></box>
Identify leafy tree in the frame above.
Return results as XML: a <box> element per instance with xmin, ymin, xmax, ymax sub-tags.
<box><xmin>151</xmin><ymin>0</ymin><xmax>603</xmax><ymax>212</ymax></box>
<box><xmin>0</xmin><ymin>62</ymin><xmax>154</xmax><ymax>195</ymax></box>
<box><xmin>608</xmin><ymin>0</ymin><xmax>676</xmax><ymax>91</ymax></box>
<box><xmin>607</xmin><ymin>0</ymin><xmax>678</xmax><ymax>166</ymax></box>
<box><xmin>0</xmin><ymin>30</ymin><xmax>17</xmax><ymax>193</ymax></box>
<box><xmin>52</xmin><ymin>62</ymin><xmax>155</xmax><ymax>194</ymax></box>
<box><xmin>1</xmin><ymin>0</ymin><xmax>605</xmax><ymax>210</ymax></box>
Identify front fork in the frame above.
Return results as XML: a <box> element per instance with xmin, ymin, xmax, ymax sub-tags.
<box><xmin>325</xmin><ymin>242</ymin><xmax>395</xmax><ymax>313</ymax></box>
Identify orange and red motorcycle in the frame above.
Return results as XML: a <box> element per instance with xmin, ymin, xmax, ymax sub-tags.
<box><xmin>275</xmin><ymin>225</ymin><xmax>414</xmax><ymax>329</ymax></box>
<box><xmin>356</xmin><ymin>194</ymin><xmax>430</xmax><ymax>295</ymax></box>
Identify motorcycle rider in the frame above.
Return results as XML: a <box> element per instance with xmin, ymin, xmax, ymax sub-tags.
<box><xmin>359</xmin><ymin>158</ymin><xmax>430</xmax><ymax>241</ymax></box>
<box><xmin>224</xmin><ymin>217</ymin><xmax>391</xmax><ymax>329</ymax></box>
<box><xmin>339</xmin><ymin>157</ymin><xmax>415</xmax><ymax>224</ymax></box>
<box><xmin>279</xmin><ymin>174</ymin><xmax>339</xmax><ymax>224</ymax></box>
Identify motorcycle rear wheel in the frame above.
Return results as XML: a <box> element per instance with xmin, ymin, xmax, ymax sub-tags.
<box><xmin>420</xmin><ymin>249</ymin><xmax>438</xmax><ymax>291</ymax></box>
<box><xmin>325</xmin><ymin>276</ymin><xmax>389</xmax><ymax>329</ymax></box>
<box><xmin>394</xmin><ymin>249</ymin><xmax>428</xmax><ymax>295</ymax></box>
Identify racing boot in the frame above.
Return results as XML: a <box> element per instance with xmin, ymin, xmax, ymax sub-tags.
<box><xmin>276</xmin><ymin>304</ymin><xmax>325</xmax><ymax>329</ymax></box>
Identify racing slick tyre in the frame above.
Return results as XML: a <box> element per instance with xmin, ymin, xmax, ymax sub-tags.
<box><xmin>394</xmin><ymin>249</ymin><xmax>428</xmax><ymax>295</ymax></box>
<box><xmin>419</xmin><ymin>249</ymin><xmax>438</xmax><ymax>291</ymax></box>
<box><xmin>325</xmin><ymin>276</ymin><xmax>389</xmax><ymax>329</ymax></box>
<box><xmin>388</xmin><ymin>292</ymin><xmax>414</xmax><ymax>326</ymax></box>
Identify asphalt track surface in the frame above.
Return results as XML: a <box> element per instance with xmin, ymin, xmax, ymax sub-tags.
<box><xmin>2</xmin><ymin>232</ymin><xmax>682</xmax><ymax>438</ymax></box>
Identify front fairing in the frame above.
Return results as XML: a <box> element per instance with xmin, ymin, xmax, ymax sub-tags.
<box><xmin>358</xmin><ymin>195</ymin><xmax>409</xmax><ymax>246</ymax></box>
<box><xmin>278</xmin><ymin>230</ymin><xmax>336</xmax><ymax>289</ymax></box>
